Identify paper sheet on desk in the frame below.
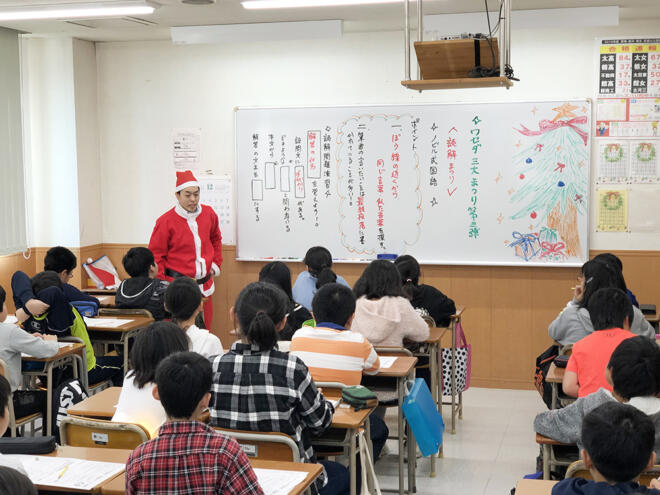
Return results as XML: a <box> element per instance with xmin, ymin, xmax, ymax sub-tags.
<box><xmin>254</xmin><ymin>468</ymin><xmax>308</xmax><ymax>495</ymax></box>
<box><xmin>22</xmin><ymin>343</ymin><xmax>72</xmax><ymax>358</ymax></box>
<box><xmin>6</xmin><ymin>456</ymin><xmax>124</xmax><ymax>490</ymax></box>
<box><xmin>378</xmin><ymin>356</ymin><xmax>397</xmax><ymax>369</ymax></box>
<box><xmin>84</xmin><ymin>317</ymin><xmax>133</xmax><ymax>328</ymax></box>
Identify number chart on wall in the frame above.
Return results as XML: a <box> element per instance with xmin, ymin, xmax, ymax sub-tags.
<box><xmin>235</xmin><ymin>100</ymin><xmax>590</xmax><ymax>266</ymax></box>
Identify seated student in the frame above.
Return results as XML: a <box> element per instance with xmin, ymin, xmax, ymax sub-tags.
<box><xmin>209</xmin><ymin>282</ymin><xmax>348</xmax><ymax>495</ymax></box>
<box><xmin>394</xmin><ymin>254</ymin><xmax>456</xmax><ymax>327</ymax></box>
<box><xmin>259</xmin><ymin>261</ymin><xmax>312</xmax><ymax>340</ymax></box>
<box><xmin>115</xmin><ymin>247</ymin><xmax>169</xmax><ymax>320</ymax></box>
<box><xmin>126</xmin><ymin>351</ymin><xmax>263</xmax><ymax>495</ymax></box>
<box><xmin>112</xmin><ymin>321</ymin><xmax>189</xmax><ymax>437</ymax></box>
<box><xmin>290</xmin><ymin>283</ymin><xmax>388</xmax><ymax>460</ymax></box>
<box><xmin>164</xmin><ymin>277</ymin><xmax>223</xmax><ymax>358</ymax></box>
<box><xmin>13</xmin><ymin>272</ymin><xmax>123</xmax><ymax>386</ymax></box>
<box><xmin>552</xmin><ymin>402</ymin><xmax>660</xmax><ymax>495</ymax></box>
<box><xmin>535</xmin><ymin>336</ymin><xmax>660</xmax><ymax>454</ymax></box>
<box><xmin>293</xmin><ymin>246</ymin><xmax>350</xmax><ymax>311</ymax></box>
<box><xmin>0</xmin><ymin>466</ymin><xmax>37</xmax><ymax>495</ymax></box>
<box><xmin>0</xmin><ymin>285</ymin><xmax>59</xmax><ymax>420</ymax></box>
<box><xmin>593</xmin><ymin>252</ymin><xmax>639</xmax><ymax>308</ymax></box>
<box><xmin>563</xmin><ymin>288</ymin><xmax>636</xmax><ymax>398</ymax></box>
<box><xmin>351</xmin><ymin>260</ymin><xmax>429</xmax><ymax>347</ymax></box>
<box><xmin>548</xmin><ymin>260</ymin><xmax>654</xmax><ymax>346</ymax></box>
<box><xmin>0</xmin><ymin>375</ymin><xmax>30</xmax><ymax>475</ymax></box>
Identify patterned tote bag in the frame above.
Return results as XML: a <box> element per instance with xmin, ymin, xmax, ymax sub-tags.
<box><xmin>441</xmin><ymin>321</ymin><xmax>471</xmax><ymax>395</ymax></box>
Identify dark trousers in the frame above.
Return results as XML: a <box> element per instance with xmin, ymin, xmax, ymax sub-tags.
<box><xmin>319</xmin><ymin>460</ymin><xmax>350</xmax><ymax>495</ymax></box>
<box><xmin>87</xmin><ymin>355</ymin><xmax>124</xmax><ymax>387</ymax></box>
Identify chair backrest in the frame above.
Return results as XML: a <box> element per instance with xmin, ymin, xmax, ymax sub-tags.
<box><xmin>213</xmin><ymin>427</ymin><xmax>300</xmax><ymax>462</ymax></box>
<box><xmin>59</xmin><ymin>416</ymin><xmax>149</xmax><ymax>449</ymax></box>
<box><xmin>559</xmin><ymin>344</ymin><xmax>573</xmax><ymax>356</ymax></box>
<box><xmin>421</xmin><ymin>315</ymin><xmax>436</xmax><ymax>328</ymax></box>
<box><xmin>99</xmin><ymin>308</ymin><xmax>154</xmax><ymax>319</ymax></box>
<box><xmin>566</xmin><ymin>460</ymin><xmax>660</xmax><ymax>486</ymax></box>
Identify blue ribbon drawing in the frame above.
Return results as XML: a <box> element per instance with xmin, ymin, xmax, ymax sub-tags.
<box><xmin>508</xmin><ymin>231</ymin><xmax>541</xmax><ymax>261</ymax></box>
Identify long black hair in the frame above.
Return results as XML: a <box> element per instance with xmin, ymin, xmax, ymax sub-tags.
<box><xmin>259</xmin><ymin>261</ymin><xmax>293</xmax><ymax>300</ymax></box>
<box><xmin>303</xmin><ymin>246</ymin><xmax>337</xmax><ymax>289</ymax></box>
<box><xmin>234</xmin><ymin>282</ymin><xmax>289</xmax><ymax>350</ymax></box>
<box><xmin>579</xmin><ymin>260</ymin><xmax>622</xmax><ymax>309</ymax></box>
<box><xmin>354</xmin><ymin>260</ymin><xmax>405</xmax><ymax>300</ymax></box>
<box><xmin>394</xmin><ymin>255</ymin><xmax>420</xmax><ymax>300</ymax></box>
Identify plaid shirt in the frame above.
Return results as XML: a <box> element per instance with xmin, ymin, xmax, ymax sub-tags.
<box><xmin>126</xmin><ymin>421</ymin><xmax>263</xmax><ymax>495</ymax></box>
<box><xmin>209</xmin><ymin>342</ymin><xmax>334</xmax><ymax>493</ymax></box>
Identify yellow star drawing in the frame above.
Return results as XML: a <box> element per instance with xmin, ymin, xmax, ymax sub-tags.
<box><xmin>508</xmin><ymin>188</ymin><xmax>515</xmax><ymax>196</ymax></box>
<box><xmin>581</xmin><ymin>106</ymin><xmax>587</xmax><ymax>113</ymax></box>
<box><xmin>495</xmin><ymin>172</ymin><xmax>503</xmax><ymax>183</ymax></box>
<box><xmin>531</xmin><ymin>106</ymin><xmax>538</xmax><ymax>115</ymax></box>
<box><xmin>496</xmin><ymin>213</ymin><xmax>504</xmax><ymax>224</ymax></box>
<box><xmin>578</xmin><ymin>160</ymin><xmax>585</xmax><ymax>168</ymax></box>
<box><xmin>552</xmin><ymin>102</ymin><xmax>579</xmax><ymax>121</ymax></box>
<box><xmin>504</xmin><ymin>240</ymin><xmax>509</xmax><ymax>245</ymax></box>
<box><xmin>556</xmin><ymin>145</ymin><xmax>562</xmax><ymax>151</ymax></box>
<box><xmin>529</xmin><ymin>224</ymin><xmax>534</xmax><ymax>231</ymax></box>
<box><xmin>515</xmin><ymin>140</ymin><xmax>521</xmax><ymax>148</ymax></box>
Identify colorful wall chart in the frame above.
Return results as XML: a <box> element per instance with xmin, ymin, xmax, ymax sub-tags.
<box><xmin>235</xmin><ymin>101</ymin><xmax>591</xmax><ymax>266</ymax></box>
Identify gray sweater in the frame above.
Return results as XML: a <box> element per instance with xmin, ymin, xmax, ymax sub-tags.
<box><xmin>534</xmin><ymin>388</ymin><xmax>660</xmax><ymax>454</ymax></box>
<box><xmin>0</xmin><ymin>321</ymin><xmax>59</xmax><ymax>391</ymax></box>
<box><xmin>548</xmin><ymin>300</ymin><xmax>655</xmax><ymax>346</ymax></box>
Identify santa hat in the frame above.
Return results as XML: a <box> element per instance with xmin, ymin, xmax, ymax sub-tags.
<box><xmin>175</xmin><ymin>170</ymin><xmax>199</xmax><ymax>192</ymax></box>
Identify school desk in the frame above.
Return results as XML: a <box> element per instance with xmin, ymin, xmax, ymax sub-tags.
<box><xmin>85</xmin><ymin>315</ymin><xmax>153</xmax><ymax>373</ymax></box>
<box><xmin>22</xmin><ymin>342</ymin><xmax>87</xmax><ymax>436</ymax></box>
<box><xmin>99</xmin><ymin>459</ymin><xmax>323</xmax><ymax>495</ymax></box>
<box><xmin>96</xmin><ymin>295</ymin><xmax>117</xmax><ymax>308</ymax></box>
<box><xmin>515</xmin><ymin>479</ymin><xmax>558</xmax><ymax>494</ymax></box>
<box><xmin>546</xmin><ymin>362</ymin><xmax>565</xmax><ymax>409</ymax></box>
<box><xmin>82</xmin><ymin>288</ymin><xmax>117</xmax><ymax>296</ymax></box>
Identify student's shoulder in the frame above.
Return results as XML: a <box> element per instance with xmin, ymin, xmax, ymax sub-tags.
<box><xmin>551</xmin><ymin>477</ymin><xmax>592</xmax><ymax>494</ymax></box>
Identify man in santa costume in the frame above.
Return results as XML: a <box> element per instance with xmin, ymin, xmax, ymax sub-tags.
<box><xmin>148</xmin><ymin>170</ymin><xmax>222</xmax><ymax>326</ymax></box>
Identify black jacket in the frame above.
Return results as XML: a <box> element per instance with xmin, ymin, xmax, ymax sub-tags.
<box><xmin>409</xmin><ymin>284</ymin><xmax>456</xmax><ymax>327</ymax></box>
<box><xmin>115</xmin><ymin>277</ymin><xmax>169</xmax><ymax>320</ymax></box>
<box><xmin>552</xmin><ymin>478</ymin><xmax>660</xmax><ymax>495</ymax></box>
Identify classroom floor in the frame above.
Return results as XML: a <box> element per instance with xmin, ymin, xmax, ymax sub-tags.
<box><xmin>376</xmin><ymin>387</ymin><xmax>547</xmax><ymax>495</ymax></box>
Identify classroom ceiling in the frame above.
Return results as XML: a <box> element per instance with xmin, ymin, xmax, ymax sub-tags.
<box><xmin>0</xmin><ymin>0</ymin><xmax>659</xmax><ymax>42</ymax></box>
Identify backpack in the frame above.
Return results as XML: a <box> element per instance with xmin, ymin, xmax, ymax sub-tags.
<box><xmin>534</xmin><ymin>345</ymin><xmax>559</xmax><ymax>409</ymax></box>
<box><xmin>70</xmin><ymin>307</ymin><xmax>97</xmax><ymax>371</ymax></box>
<box><xmin>52</xmin><ymin>378</ymin><xmax>88</xmax><ymax>442</ymax></box>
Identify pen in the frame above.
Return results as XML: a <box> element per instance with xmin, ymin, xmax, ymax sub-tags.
<box><xmin>57</xmin><ymin>465</ymin><xmax>69</xmax><ymax>479</ymax></box>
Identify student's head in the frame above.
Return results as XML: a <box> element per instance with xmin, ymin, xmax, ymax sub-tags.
<box><xmin>587</xmin><ymin>287</ymin><xmax>634</xmax><ymax>331</ymax></box>
<box><xmin>0</xmin><ymin>285</ymin><xmax>7</xmax><ymax>322</ymax></box>
<box><xmin>129</xmin><ymin>321</ymin><xmax>190</xmax><ymax>389</ymax></box>
<box><xmin>164</xmin><ymin>277</ymin><xmax>203</xmax><ymax>324</ymax></box>
<box><xmin>0</xmin><ymin>374</ymin><xmax>10</xmax><ymax>437</ymax></box>
<box><xmin>0</xmin><ymin>467</ymin><xmax>37</xmax><ymax>495</ymax></box>
<box><xmin>259</xmin><ymin>261</ymin><xmax>293</xmax><ymax>300</ymax></box>
<box><xmin>153</xmin><ymin>351</ymin><xmax>211</xmax><ymax>420</ymax></box>
<box><xmin>592</xmin><ymin>253</ymin><xmax>629</xmax><ymax>292</ymax></box>
<box><xmin>122</xmin><ymin>247</ymin><xmax>157</xmax><ymax>278</ymax></box>
<box><xmin>581</xmin><ymin>402</ymin><xmax>656</xmax><ymax>483</ymax></box>
<box><xmin>303</xmin><ymin>246</ymin><xmax>337</xmax><ymax>289</ymax></box>
<box><xmin>394</xmin><ymin>255</ymin><xmax>420</xmax><ymax>299</ymax></box>
<box><xmin>608</xmin><ymin>337</ymin><xmax>660</xmax><ymax>401</ymax></box>
<box><xmin>312</xmin><ymin>283</ymin><xmax>356</xmax><ymax>328</ymax></box>
<box><xmin>579</xmin><ymin>259</ymin><xmax>621</xmax><ymax>309</ymax></box>
<box><xmin>354</xmin><ymin>260</ymin><xmax>404</xmax><ymax>300</ymax></box>
<box><xmin>44</xmin><ymin>246</ymin><xmax>77</xmax><ymax>283</ymax></box>
<box><xmin>31</xmin><ymin>271</ymin><xmax>63</xmax><ymax>295</ymax></box>
<box><xmin>174</xmin><ymin>170</ymin><xmax>200</xmax><ymax>213</ymax></box>
<box><xmin>232</xmin><ymin>281</ymin><xmax>288</xmax><ymax>350</ymax></box>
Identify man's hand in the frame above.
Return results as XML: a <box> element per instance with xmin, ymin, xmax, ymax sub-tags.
<box><xmin>25</xmin><ymin>298</ymin><xmax>49</xmax><ymax>316</ymax></box>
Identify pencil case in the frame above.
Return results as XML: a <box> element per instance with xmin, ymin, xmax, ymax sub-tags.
<box><xmin>0</xmin><ymin>435</ymin><xmax>56</xmax><ymax>454</ymax></box>
<box><xmin>341</xmin><ymin>385</ymin><xmax>378</xmax><ymax>411</ymax></box>
<box><xmin>553</xmin><ymin>355</ymin><xmax>570</xmax><ymax>369</ymax></box>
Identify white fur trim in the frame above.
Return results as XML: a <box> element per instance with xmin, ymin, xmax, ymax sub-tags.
<box><xmin>211</xmin><ymin>262</ymin><xmax>220</xmax><ymax>276</ymax></box>
<box><xmin>201</xmin><ymin>280</ymin><xmax>214</xmax><ymax>297</ymax></box>
<box><xmin>175</xmin><ymin>180</ymin><xmax>199</xmax><ymax>192</ymax></box>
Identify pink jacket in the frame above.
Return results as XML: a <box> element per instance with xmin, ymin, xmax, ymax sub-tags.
<box><xmin>351</xmin><ymin>296</ymin><xmax>429</xmax><ymax>347</ymax></box>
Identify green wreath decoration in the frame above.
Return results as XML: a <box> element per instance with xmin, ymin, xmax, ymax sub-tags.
<box><xmin>603</xmin><ymin>144</ymin><xmax>623</xmax><ymax>163</ymax></box>
<box><xmin>602</xmin><ymin>193</ymin><xmax>623</xmax><ymax>211</ymax></box>
<box><xmin>635</xmin><ymin>143</ymin><xmax>656</xmax><ymax>162</ymax></box>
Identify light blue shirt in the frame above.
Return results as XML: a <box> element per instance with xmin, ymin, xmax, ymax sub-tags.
<box><xmin>292</xmin><ymin>270</ymin><xmax>350</xmax><ymax>310</ymax></box>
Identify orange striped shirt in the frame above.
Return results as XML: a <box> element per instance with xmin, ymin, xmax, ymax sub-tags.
<box><xmin>289</xmin><ymin>326</ymin><xmax>380</xmax><ymax>386</ymax></box>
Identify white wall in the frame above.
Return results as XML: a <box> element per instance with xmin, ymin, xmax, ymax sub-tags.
<box><xmin>92</xmin><ymin>18</ymin><xmax>659</xmax><ymax>249</ymax></box>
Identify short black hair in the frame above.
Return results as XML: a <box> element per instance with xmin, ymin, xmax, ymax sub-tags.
<box><xmin>312</xmin><ymin>283</ymin><xmax>356</xmax><ymax>327</ymax></box>
<box><xmin>593</xmin><ymin>253</ymin><xmax>623</xmax><ymax>272</ymax></box>
<box><xmin>0</xmin><ymin>374</ymin><xmax>10</xmax><ymax>419</ymax></box>
<box><xmin>165</xmin><ymin>277</ymin><xmax>202</xmax><ymax>322</ymax></box>
<box><xmin>259</xmin><ymin>261</ymin><xmax>293</xmax><ymax>300</ymax></box>
<box><xmin>303</xmin><ymin>246</ymin><xmax>333</xmax><ymax>276</ymax></box>
<box><xmin>579</xmin><ymin>260</ymin><xmax>623</xmax><ymax>309</ymax></box>
<box><xmin>0</xmin><ymin>466</ymin><xmax>37</xmax><ymax>495</ymax></box>
<box><xmin>129</xmin><ymin>321</ymin><xmax>189</xmax><ymax>389</ymax></box>
<box><xmin>0</xmin><ymin>285</ymin><xmax>6</xmax><ymax>308</ymax></box>
<box><xmin>353</xmin><ymin>260</ymin><xmax>404</xmax><ymax>300</ymax></box>
<box><xmin>587</xmin><ymin>287</ymin><xmax>634</xmax><ymax>331</ymax></box>
<box><xmin>609</xmin><ymin>337</ymin><xmax>660</xmax><ymax>400</ymax></box>
<box><xmin>582</xmin><ymin>402</ymin><xmax>655</xmax><ymax>483</ymax></box>
<box><xmin>155</xmin><ymin>351</ymin><xmax>211</xmax><ymax>419</ymax></box>
<box><xmin>44</xmin><ymin>246</ymin><xmax>77</xmax><ymax>273</ymax></box>
<box><xmin>235</xmin><ymin>282</ymin><xmax>288</xmax><ymax>350</ymax></box>
<box><xmin>122</xmin><ymin>247</ymin><xmax>155</xmax><ymax>278</ymax></box>
<box><xmin>31</xmin><ymin>271</ymin><xmax>63</xmax><ymax>295</ymax></box>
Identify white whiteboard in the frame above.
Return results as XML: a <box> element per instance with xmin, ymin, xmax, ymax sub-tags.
<box><xmin>235</xmin><ymin>100</ymin><xmax>591</xmax><ymax>266</ymax></box>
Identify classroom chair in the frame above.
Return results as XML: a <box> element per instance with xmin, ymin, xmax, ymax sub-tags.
<box><xmin>536</xmin><ymin>433</ymin><xmax>578</xmax><ymax>480</ymax></box>
<box><xmin>0</xmin><ymin>358</ymin><xmax>43</xmax><ymax>438</ymax></box>
<box><xmin>59</xmin><ymin>416</ymin><xmax>149</xmax><ymax>449</ymax></box>
<box><xmin>213</xmin><ymin>427</ymin><xmax>300</xmax><ymax>462</ymax></box>
<box><xmin>565</xmin><ymin>460</ymin><xmax>660</xmax><ymax>486</ymax></box>
<box><xmin>556</xmin><ymin>344</ymin><xmax>575</xmax><ymax>408</ymax></box>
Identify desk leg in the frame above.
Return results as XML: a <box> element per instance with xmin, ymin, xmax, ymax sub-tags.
<box><xmin>542</xmin><ymin>444</ymin><xmax>550</xmax><ymax>480</ymax></box>
<box><xmin>397</xmin><ymin>375</ymin><xmax>405</xmax><ymax>495</ymax></box>
<box><xmin>551</xmin><ymin>383</ymin><xmax>558</xmax><ymax>410</ymax></box>
<box><xmin>429</xmin><ymin>343</ymin><xmax>438</xmax><ymax>476</ymax></box>
<box><xmin>450</xmin><ymin>320</ymin><xmax>457</xmax><ymax>435</ymax></box>
<box><xmin>45</xmin><ymin>362</ymin><xmax>53</xmax><ymax>437</ymax></box>
<box><xmin>349</xmin><ymin>428</ymin><xmax>357</xmax><ymax>495</ymax></box>
<box><xmin>364</xmin><ymin>419</ymin><xmax>373</xmax><ymax>494</ymax></box>
<box><xmin>406</xmin><ymin>371</ymin><xmax>417</xmax><ymax>494</ymax></box>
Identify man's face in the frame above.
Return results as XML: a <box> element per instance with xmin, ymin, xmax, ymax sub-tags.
<box><xmin>176</xmin><ymin>187</ymin><xmax>200</xmax><ymax>213</ymax></box>
<box><xmin>59</xmin><ymin>270</ymin><xmax>74</xmax><ymax>284</ymax></box>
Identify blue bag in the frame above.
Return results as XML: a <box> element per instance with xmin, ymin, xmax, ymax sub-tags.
<box><xmin>401</xmin><ymin>378</ymin><xmax>444</xmax><ymax>457</ymax></box>
<box><xmin>70</xmin><ymin>300</ymin><xmax>99</xmax><ymax>318</ymax></box>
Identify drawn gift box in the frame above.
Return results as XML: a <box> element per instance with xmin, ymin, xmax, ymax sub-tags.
<box><xmin>509</xmin><ymin>232</ymin><xmax>541</xmax><ymax>261</ymax></box>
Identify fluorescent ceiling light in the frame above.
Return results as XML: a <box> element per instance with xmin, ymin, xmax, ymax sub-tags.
<box><xmin>242</xmin><ymin>0</ymin><xmax>400</xmax><ymax>9</ymax></box>
<box><xmin>0</xmin><ymin>1</ymin><xmax>157</xmax><ymax>21</ymax></box>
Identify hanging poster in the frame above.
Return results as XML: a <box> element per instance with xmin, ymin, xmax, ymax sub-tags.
<box><xmin>596</xmin><ymin>189</ymin><xmax>629</xmax><ymax>232</ymax></box>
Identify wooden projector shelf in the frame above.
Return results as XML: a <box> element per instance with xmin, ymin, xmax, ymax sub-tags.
<box><xmin>402</xmin><ymin>38</ymin><xmax>514</xmax><ymax>91</ymax></box>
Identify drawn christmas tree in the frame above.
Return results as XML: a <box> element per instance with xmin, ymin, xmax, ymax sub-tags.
<box><xmin>510</xmin><ymin>103</ymin><xmax>589</xmax><ymax>258</ymax></box>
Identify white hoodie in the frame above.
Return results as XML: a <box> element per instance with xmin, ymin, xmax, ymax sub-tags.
<box><xmin>351</xmin><ymin>296</ymin><xmax>429</xmax><ymax>347</ymax></box>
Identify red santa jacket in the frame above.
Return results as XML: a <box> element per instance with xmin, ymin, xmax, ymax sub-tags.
<box><xmin>148</xmin><ymin>204</ymin><xmax>223</xmax><ymax>297</ymax></box>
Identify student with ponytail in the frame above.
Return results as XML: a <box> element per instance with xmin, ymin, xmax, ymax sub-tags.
<box><xmin>209</xmin><ymin>282</ymin><xmax>349</xmax><ymax>495</ymax></box>
<box><xmin>394</xmin><ymin>255</ymin><xmax>456</xmax><ymax>327</ymax></box>
<box><xmin>292</xmin><ymin>246</ymin><xmax>350</xmax><ymax>311</ymax></box>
